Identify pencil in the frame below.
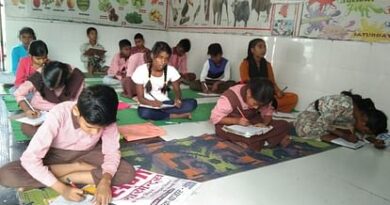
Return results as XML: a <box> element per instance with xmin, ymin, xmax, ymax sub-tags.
<box><xmin>23</xmin><ymin>98</ymin><xmax>36</xmax><ymax>112</ymax></box>
<box><xmin>237</xmin><ymin>107</ymin><xmax>247</xmax><ymax>120</ymax></box>
<box><xmin>203</xmin><ymin>82</ymin><xmax>208</xmax><ymax>92</ymax></box>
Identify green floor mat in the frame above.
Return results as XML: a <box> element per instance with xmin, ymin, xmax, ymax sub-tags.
<box><xmin>117</xmin><ymin>102</ymin><xmax>216</xmax><ymax>126</ymax></box>
<box><xmin>11</xmin><ymin>121</ymin><xmax>30</xmax><ymax>142</ymax></box>
<box><xmin>2</xmin><ymin>95</ymin><xmax>20</xmax><ymax>112</ymax></box>
<box><xmin>83</xmin><ymin>73</ymin><xmax>106</xmax><ymax>78</ymax></box>
<box><xmin>168</xmin><ymin>89</ymin><xmax>203</xmax><ymax>99</ymax></box>
<box><xmin>118</xmin><ymin>95</ymin><xmax>136</xmax><ymax>103</ymax></box>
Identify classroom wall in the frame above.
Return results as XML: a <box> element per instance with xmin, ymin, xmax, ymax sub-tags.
<box><xmin>4</xmin><ymin>18</ymin><xmax>390</xmax><ymax>119</ymax></box>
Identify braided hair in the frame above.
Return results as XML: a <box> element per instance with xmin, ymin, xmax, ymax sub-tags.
<box><xmin>145</xmin><ymin>41</ymin><xmax>172</xmax><ymax>94</ymax></box>
<box><xmin>246</xmin><ymin>38</ymin><xmax>268</xmax><ymax>80</ymax></box>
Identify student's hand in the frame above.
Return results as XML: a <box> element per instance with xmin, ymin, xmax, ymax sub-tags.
<box><xmin>276</xmin><ymin>90</ymin><xmax>284</xmax><ymax>98</ymax></box>
<box><xmin>202</xmin><ymin>86</ymin><xmax>209</xmax><ymax>94</ymax></box>
<box><xmin>174</xmin><ymin>99</ymin><xmax>182</xmax><ymax>108</ymax></box>
<box><xmin>25</xmin><ymin>110</ymin><xmax>40</xmax><ymax>119</ymax></box>
<box><xmin>94</xmin><ymin>178</ymin><xmax>112</xmax><ymax>205</ymax></box>
<box><xmin>254</xmin><ymin>123</ymin><xmax>266</xmax><ymax>128</ymax></box>
<box><xmin>211</xmin><ymin>81</ymin><xmax>221</xmax><ymax>92</ymax></box>
<box><xmin>344</xmin><ymin>133</ymin><xmax>359</xmax><ymax>143</ymax></box>
<box><xmin>237</xmin><ymin>117</ymin><xmax>250</xmax><ymax>126</ymax></box>
<box><xmin>150</xmin><ymin>100</ymin><xmax>162</xmax><ymax>108</ymax></box>
<box><xmin>373</xmin><ymin>139</ymin><xmax>386</xmax><ymax>149</ymax></box>
<box><xmin>62</xmin><ymin>186</ymin><xmax>85</xmax><ymax>202</ymax></box>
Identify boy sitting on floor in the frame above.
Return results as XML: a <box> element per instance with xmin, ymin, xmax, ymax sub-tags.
<box><xmin>0</xmin><ymin>85</ymin><xmax>134</xmax><ymax>205</ymax></box>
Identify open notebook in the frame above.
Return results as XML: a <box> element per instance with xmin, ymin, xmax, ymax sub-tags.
<box><xmin>222</xmin><ymin>125</ymin><xmax>273</xmax><ymax>138</ymax></box>
<box><xmin>14</xmin><ymin>111</ymin><xmax>47</xmax><ymax>126</ymax></box>
<box><xmin>138</xmin><ymin>103</ymin><xmax>175</xmax><ymax>109</ymax></box>
<box><xmin>330</xmin><ymin>138</ymin><xmax>367</xmax><ymax>149</ymax></box>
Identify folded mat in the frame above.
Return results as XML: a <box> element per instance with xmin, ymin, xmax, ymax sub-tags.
<box><xmin>121</xmin><ymin>134</ymin><xmax>337</xmax><ymax>182</ymax></box>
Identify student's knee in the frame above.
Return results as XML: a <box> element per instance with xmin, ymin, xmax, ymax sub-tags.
<box><xmin>185</xmin><ymin>99</ymin><xmax>198</xmax><ymax>110</ymax></box>
<box><xmin>112</xmin><ymin>162</ymin><xmax>136</xmax><ymax>186</ymax></box>
<box><xmin>0</xmin><ymin>164</ymin><xmax>19</xmax><ymax>187</ymax></box>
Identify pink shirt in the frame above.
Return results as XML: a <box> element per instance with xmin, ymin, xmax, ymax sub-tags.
<box><xmin>125</xmin><ymin>52</ymin><xmax>145</xmax><ymax>77</ymax></box>
<box><xmin>210</xmin><ymin>84</ymin><xmax>274</xmax><ymax>124</ymax></box>
<box><xmin>130</xmin><ymin>46</ymin><xmax>150</xmax><ymax>55</ymax></box>
<box><xmin>14</xmin><ymin>80</ymin><xmax>84</xmax><ymax>111</ymax></box>
<box><xmin>169</xmin><ymin>48</ymin><xmax>188</xmax><ymax>74</ymax></box>
<box><xmin>107</xmin><ymin>53</ymin><xmax>129</xmax><ymax>80</ymax></box>
<box><xmin>14</xmin><ymin>56</ymin><xmax>39</xmax><ymax>87</ymax></box>
<box><xmin>20</xmin><ymin>101</ymin><xmax>121</xmax><ymax>187</ymax></box>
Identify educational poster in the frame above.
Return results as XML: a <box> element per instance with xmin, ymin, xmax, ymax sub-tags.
<box><xmin>299</xmin><ymin>0</ymin><xmax>390</xmax><ymax>43</ymax></box>
<box><xmin>271</xmin><ymin>3</ymin><xmax>301</xmax><ymax>36</ymax></box>
<box><xmin>4</xmin><ymin>0</ymin><xmax>167</xmax><ymax>30</ymax></box>
<box><xmin>167</xmin><ymin>0</ymin><xmax>275</xmax><ymax>35</ymax></box>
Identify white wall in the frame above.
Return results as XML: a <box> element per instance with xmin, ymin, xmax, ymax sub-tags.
<box><xmin>4</xmin><ymin>18</ymin><xmax>390</xmax><ymax>119</ymax></box>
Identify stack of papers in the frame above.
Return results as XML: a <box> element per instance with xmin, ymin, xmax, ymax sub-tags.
<box><xmin>330</xmin><ymin>138</ymin><xmax>367</xmax><ymax>149</ymax></box>
<box><xmin>138</xmin><ymin>103</ymin><xmax>175</xmax><ymax>109</ymax></box>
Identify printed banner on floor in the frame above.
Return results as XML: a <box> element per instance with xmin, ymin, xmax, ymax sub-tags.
<box><xmin>111</xmin><ymin>168</ymin><xmax>201</xmax><ymax>204</ymax></box>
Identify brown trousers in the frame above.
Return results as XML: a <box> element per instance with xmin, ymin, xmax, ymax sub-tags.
<box><xmin>21</xmin><ymin>123</ymin><xmax>39</xmax><ymax>138</ymax></box>
<box><xmin>0</xmin><ymin>144</ymin><xmax>134</xmax><ymax>188</ymax></box>
<box><xmin>215</xmin><ymin>120</ymin><xmax>291</xmax><ymax>151</ymax></box>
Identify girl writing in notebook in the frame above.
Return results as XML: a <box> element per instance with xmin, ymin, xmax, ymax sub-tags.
<box><xmin>240</xmin><ymin>38</ymin><xmax>298</xmax><ymax>113</ymax></box>
<box><xmin>132</xmin><ymin>41</ymin><xmax>197</xmax><ymax>120</ymax></box>
<box><xmin>210</xmin><ymin>78</ymin><xmax>291</xmax><ymax>151</ymax></box>
<box><xmin>295</xmin><ymin>91</ymin><xmax>388</xmax><ymax>143</ymax></box>
<box><xmin>14</xmin><ymin>61</ymin><xmax>85</xmax><ymax>137</ymax></box>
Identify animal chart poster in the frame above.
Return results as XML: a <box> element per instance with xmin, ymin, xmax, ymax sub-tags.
<box><xmin>167</xmin><ymin>0</ymin><xmax>275</xmax><ymax>35</ymax></box>
<box><xmin>298</xmin><ymin>0</ymin><xmax>390</xmax><ymax>43</ymax></box>
<box><xmin>271</xmin><ymin>3</ymin><xmax>302</xmax><ymax>36</ymax></box>
<box><xmin>5</xmin><ymin>0</ymin><xmax>167</xmax><ymax>30</ymax></box>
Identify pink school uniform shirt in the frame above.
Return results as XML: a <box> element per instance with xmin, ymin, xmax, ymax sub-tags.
<box><xmin>14</xmin><ymin>56</ymin><xmax>38</xmax><ymax>87</ymax></box>
<box><xmin>107</xmin><ymin>53</ymin><xmax>129</xmax><ymax>80</ymax></box>
<box><xmin>14</xmin><ymin>79</ymin><xmax>84</xmax><ymax>111</ymax></box>
<box><xmin>210</xmin><ymin>84</ymin><xmax>274</xmax><ymax>124</ymax></box>
<box><xmin>125</xmin><ymin>52</ymin><xmax>146</xmax><ymax>77</ymax></box>
<box><xmin>20</xmin><ymin>101</ymin><xmax>121</xmax><ymax>187</ymax></box>
<box><xmin>168</xmin><ymin>47</ymin><xmax>188</xmax><ymax>74</ymax></box>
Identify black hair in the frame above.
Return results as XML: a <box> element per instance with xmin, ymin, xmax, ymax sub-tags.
<box><xmin>365</xmin><ymin>109</ymin><xmax>388</xmax><ymax>135</ymax></box>
<box><xmin>119</xmin><ymin>39</ymin><xmax>131</xmax><ymax>50</ymax></box>
<box><xmin>19</xmin><ymin>27</ymin><xmax>36</xmax><ymax>40</ymax></box>
<box><xmin>42</xmin><ymin>61</ymin><xmax>71</xmax><ymax>89</ymax></box>
<box><xmin>248</xmin><ymin>78</ymin><xmax>275</xmax><ymax>106</ymax></box>
<box><xmin>145</xmin><ymin>41</ymin><xmax>172</xmax><ymax>94</ymax></box>
<box><xmin>134</xmin><ymin>33</ymin><xmax>144</xmax><ymax>40</ymax></box>
<box><xmin>207</xmin><ymin>43</ymin><xmax>223</xmax><ymax>56</ymax></box>
<box><xmin>77</xmin><ymin>85</ymin><xmax>118</xmax><ymax>126</ymax></box>
<box><xmin>341</xmin><ymin>91</ymin><xmax>376</xmax><ymax>112</ymax></box>
<box><xmin>177</xmin><ymin>38</ymin><xmax>191</xmax><ymax>52</ymax></box>
<box><xmin>86</xmin><ymin>27</ymin><xmax>97</xmax><ymax>35</ymax></box>
<box><xmin>246</xmin><ymin>38</ymin><xmax>268</xmax><ymax>80</ymax></box>
<box><xmin>29</xmin><ymin>40</ymin><xmax>48</xmax><ymax>57</ymax></box>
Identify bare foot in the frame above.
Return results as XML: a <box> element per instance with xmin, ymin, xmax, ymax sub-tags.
<box><xmin>280</xmin><ymin>135</ymin><xmax>292</xmax><ymax>148</ymax></box>
<box><xmin>170</xmin><ymin>113</ymin><xmax>192</xmax><ymax>119</ymax></box>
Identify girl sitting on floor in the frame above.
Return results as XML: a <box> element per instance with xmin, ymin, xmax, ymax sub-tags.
<box><xmin>14</xmin><ymin>61</ymin><xmax>85</xmax><ymax>137</ymax></box>
<box><xmin>210</xmin><ymin>78</ymin><xmax>291</xmax><ymax>151</ymax></box>
<box><xmin>240</xmin><ymin>38</ymin><xmax>298</xmax><ymax>113</ymax></box>
<box><xmin>14</xmin><ymin>40</ymin><xmax>48</xmax><ymax>88</ymax></box>
<box><xmin>132</xmin><ymin>41</ymin><xmax>197</xmax><ymax>120</ymax></box>
<box><xmin>295</xmin><ymin>91</ymin><xmax>387</xmax><ymax>145</ymax></box>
